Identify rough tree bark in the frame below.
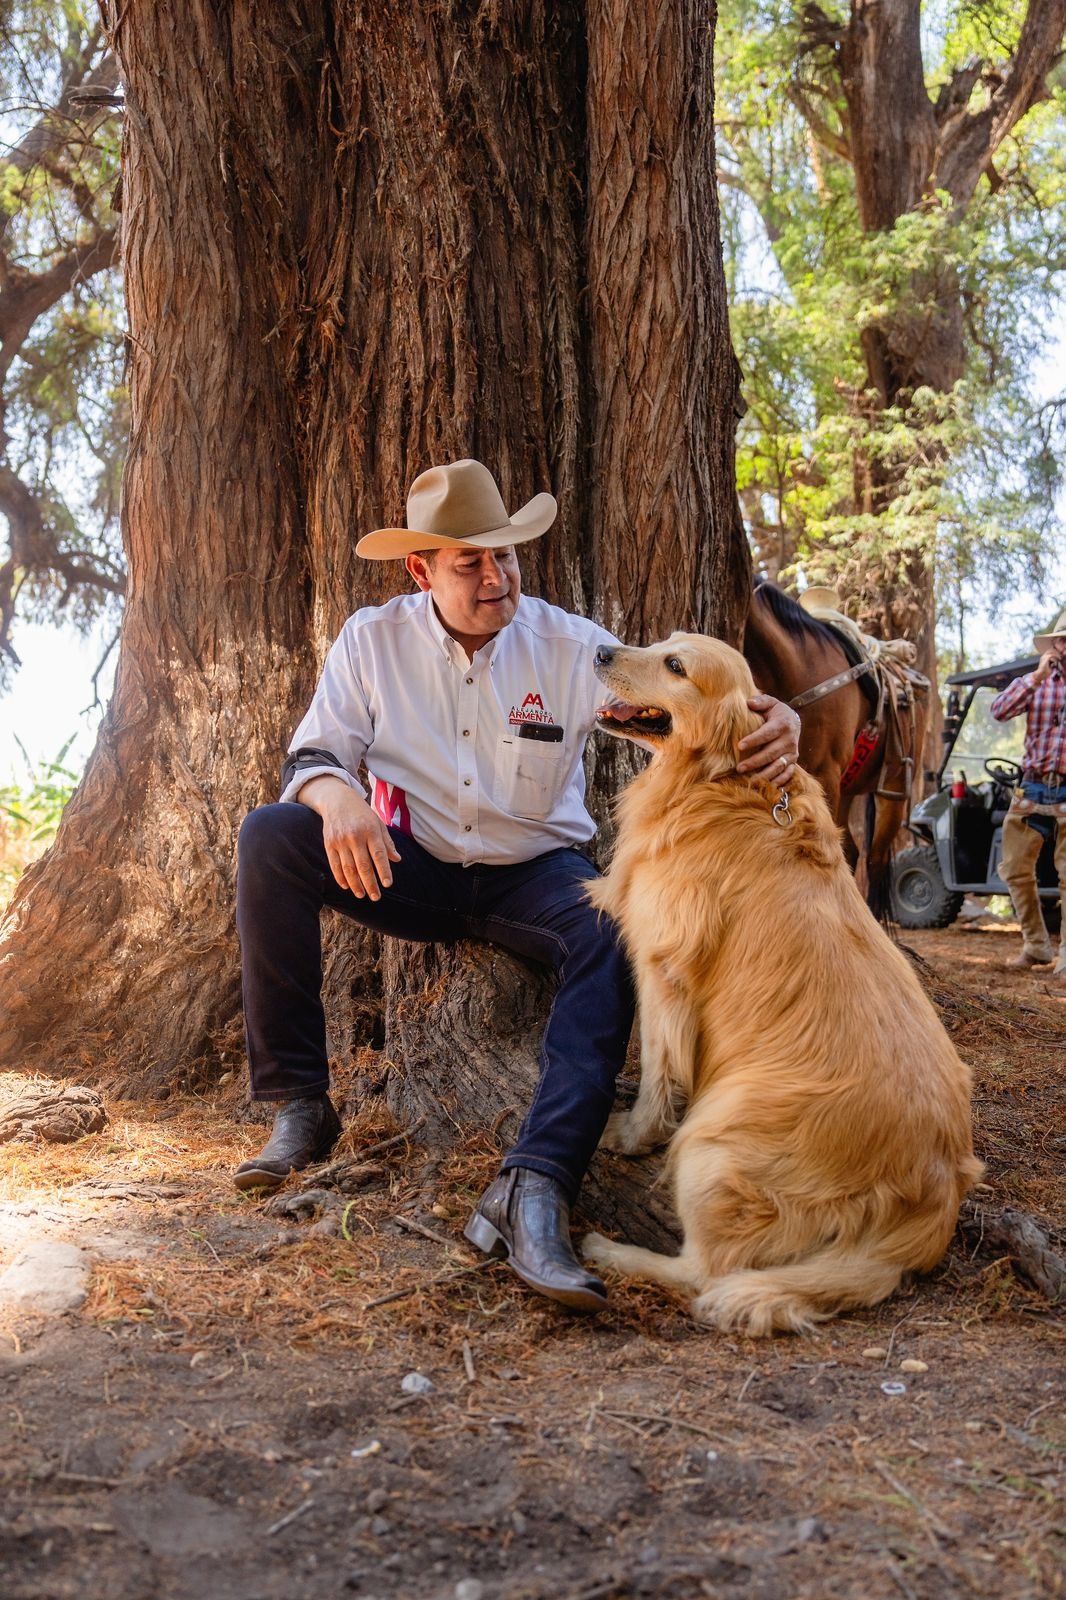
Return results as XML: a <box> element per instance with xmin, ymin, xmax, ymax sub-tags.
<box><xmin>0</xmin><ymin>2</ymin><xmax>746</xmax><ymax>1241</ymax></box>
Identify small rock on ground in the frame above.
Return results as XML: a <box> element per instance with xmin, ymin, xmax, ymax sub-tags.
<box><xmin>0</xmin><ymin>1240</ymin><xmax>90</xmax><ymax>1314</ymax></box>
<box><xmin>401</xmin><ymin>1371</ymin><xmax>434</xmax><ymax>1395</ymax></box>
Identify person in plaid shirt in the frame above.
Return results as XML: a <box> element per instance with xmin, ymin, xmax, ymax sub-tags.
<box><xmin>990</xmin><ymin>608</ymin><xmax>1066</xmax><ymax>979</ymax></box>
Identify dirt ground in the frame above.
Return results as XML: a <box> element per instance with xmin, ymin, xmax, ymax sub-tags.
<box><xmin>1</xmin><ymin>912</ymin><xmax>1064</xmax><ymax>1600</ymax></box>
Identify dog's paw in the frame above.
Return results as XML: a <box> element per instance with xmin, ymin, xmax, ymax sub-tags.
<box><xmin>599</xmin><ymin>1111</ymin><xmax>656</xmax><ymax>1156</ymax></box>
<box><xmin>580</xmin><ymin>1231</ymin><xmax>621</xmax><ymax>1270</ymax></box>
<box><xmin>598</xmin><ymin>1112</ymin><xmax>631</xmax><ymax>1152</ymax></box>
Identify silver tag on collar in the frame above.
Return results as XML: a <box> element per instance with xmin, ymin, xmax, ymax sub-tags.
<box><xmin>772</xmin><ymin>791</ymin><xmax>794</xmax><ymax>828</ymax></box>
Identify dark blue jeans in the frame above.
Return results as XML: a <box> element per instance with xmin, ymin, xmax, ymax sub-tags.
<box><xmin>236</xmin><ymin>804</ymin><xmax>636</xmax><ymax>1199</ymax></box>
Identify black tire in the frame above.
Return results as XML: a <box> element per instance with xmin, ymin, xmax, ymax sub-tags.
<box><xmin>1043</xmin><ymin>901</ymin><xmax>1062</xmax><ymax>939</ymax></box>
<box><xmin>890</xmin><ymin>845</ymin><xmax>965</xmax><ymax>929</ymax></box>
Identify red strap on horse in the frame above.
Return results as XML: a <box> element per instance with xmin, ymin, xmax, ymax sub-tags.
<box><xmin>841</xmin><ymin>723</ymin><xmax>880</xmax><ymax>793</ymax></box>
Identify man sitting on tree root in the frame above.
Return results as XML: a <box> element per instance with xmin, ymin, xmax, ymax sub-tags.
<box><xmin>234</xmin><ymin>459</ymin><xmax>800</xmax><ymax>1311</ymax></box>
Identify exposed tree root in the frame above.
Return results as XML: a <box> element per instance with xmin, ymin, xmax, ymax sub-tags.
<box><xmin>957</xmin><ymin>1199</ymin><xmax>1066</xmax><ymax>1305</ymax></box>
<box><xmin>0</xmin><ymin>1082</ymin><xmax>107</xmax><ymax>1144</ymax></box>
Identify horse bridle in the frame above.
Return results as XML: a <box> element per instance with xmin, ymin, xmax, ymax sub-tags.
<box><xmin>787</xmin><ymin>660</ymin><xmax>875</xmax><ymax>710</ymax></box>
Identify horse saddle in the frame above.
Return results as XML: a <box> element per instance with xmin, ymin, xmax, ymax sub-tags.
<box><xmin>794</xmin><ymin>595</ymin><xmax>930</xmax><ymax>801</ymax></box>
<box><xmin>795</xmin><ymin>595</ymin><xmax>930</xmax><ymax>711</ymax></box>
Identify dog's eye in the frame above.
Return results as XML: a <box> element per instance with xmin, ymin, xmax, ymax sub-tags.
<box><xmin>665</xmin><ymin>656</ymin><xmax>686</xmax><ymax>677</ymax></box>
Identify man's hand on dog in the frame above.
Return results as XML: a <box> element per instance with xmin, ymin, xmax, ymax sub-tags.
<box><xmin>298</xmin><ymin>776</ymin><xmax>401</xmax><ymax>900</ymax></box>
<box><xmin>737</xmin><ymin>695</ymin><xmax>801</xmax><ymax>786</ymax></box>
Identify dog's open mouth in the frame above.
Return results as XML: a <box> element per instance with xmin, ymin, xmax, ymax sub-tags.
<box><xmin>595</xmin><ymin>701</ymin><xmax>672</xmax><ymax>738</ymax></box>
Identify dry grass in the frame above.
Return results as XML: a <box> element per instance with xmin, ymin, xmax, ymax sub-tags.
<box><xmin>2</xmin><ymin>929</ymin><xmax>1064</xmax><ymax>1358</ymax></box>
<box><xmin>1</xmin><ymin>925</ymin><xmax>1065</xmax><ymax>1600</ymax></box>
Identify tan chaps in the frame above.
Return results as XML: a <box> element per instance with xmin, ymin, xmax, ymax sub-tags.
<box><xmin>1000</xmin><ymin>811</ymin><xmax>1066</xmax><ymax>957</ymax></box>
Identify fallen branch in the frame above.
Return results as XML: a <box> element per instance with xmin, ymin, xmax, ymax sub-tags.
<box><xmin>266</xmin><ymin>1497</ymin><xmax>314</xmax><ymax>1536</ymax></box>
<box><xmin>957</xmin><ymin>1200</ymin><xmax>1066</xmax><ymax>1304</ymax></box>
<box><xmin>872</xmin><ymin>1458</ymin><xmax>955</xmax><ymax>1544</ymax></box>
<box><xmin>392</xmin><ymin>1213</ymin><xmax>458</xmax><ymax>1249</ymax></box>
<box><xmin>298</xmin><ymin>1120</ymin><xmax>425</xmax><ymax>1193</ymax></box>
<box><xmin>364</xmin><ymin>1260</ymin><xmax>494</xmax><ymax>1310</ymax></box>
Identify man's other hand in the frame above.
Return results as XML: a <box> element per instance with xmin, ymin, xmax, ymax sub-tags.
<box><xmin>297</xmin><ymin>776</ymin><xmax>401</xmax><ymax>900</ymax></box>
<box><xmin>737</xmin><ymin>694</ymin><xmax>801</xmax><ymax>787</ymax></box>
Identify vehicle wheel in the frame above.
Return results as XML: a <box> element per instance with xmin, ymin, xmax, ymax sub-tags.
<box><xmin>890</xmin><ymin>845</ymin><xmax>965</xmax><ymax>929</ymax></box>
<box><xmin>1044</xmin><ymin>902</ymin><xmax>1062</xmax><ymax>939</ymax></box>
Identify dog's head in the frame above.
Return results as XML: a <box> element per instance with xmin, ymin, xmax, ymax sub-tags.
<box><xmin>593</xmin><ymin>633</ymin><xmax>760</xmax><ymax>765</ymax></box>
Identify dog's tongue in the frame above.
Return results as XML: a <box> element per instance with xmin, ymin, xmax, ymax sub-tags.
<box><xmin>599</xmin><ymin>701</ymin><xmax>640</xmax><ymax>721</ymax></box>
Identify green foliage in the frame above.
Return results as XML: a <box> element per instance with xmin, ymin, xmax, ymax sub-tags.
<box><xmin>0</xmin><ymin>1</ymin><xmax>126</xmax><ymax>678</ymax></box>
<box><xmin>0</xmin><ymin>734</ymin><xmax>77</xmax><ymax>906</ymax></box>
<box><xmin>717</xmin><ymin>0</ymin><xmax>1066</xmax><ymax>659</ymax></box>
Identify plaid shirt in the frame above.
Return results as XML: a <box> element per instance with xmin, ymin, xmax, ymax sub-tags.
<box><xmin>990</xmin><ymin>662</ymin><xmax>1066</xmax><ymax>775</ymax></box>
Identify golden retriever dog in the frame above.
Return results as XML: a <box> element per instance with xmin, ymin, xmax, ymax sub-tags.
<box><xmin>582</xmin><ymin>633</ymin><xmax>982</xmax><ymax>1336</ymax></box>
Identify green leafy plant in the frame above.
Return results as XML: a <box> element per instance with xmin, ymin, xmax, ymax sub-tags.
<box><xmin>0</xmin><ymin>736</ymin><xmax>78</xmax><ymax>907</ymax></box>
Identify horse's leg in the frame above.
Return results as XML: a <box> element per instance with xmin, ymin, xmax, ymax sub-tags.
<box><xmin>866</xmin><ymin>795</ymin><xmax>903</xmax><ymax>921</ymax></box>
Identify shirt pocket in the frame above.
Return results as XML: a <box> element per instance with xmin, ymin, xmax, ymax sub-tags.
<box><xmin>495</xmin><ymin>735</ymin><xmax>567</xmax><ymax>821</ymax></box>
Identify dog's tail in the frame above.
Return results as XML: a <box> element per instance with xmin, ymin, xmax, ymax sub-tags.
<box><xmin>690</xmin><ymin>1179</ymin><xmax>972</xmax><ymax>1336</ymax></box>
<box><xmin>691</xmin><ymin>1246</ymin><xmax>907</xmax><ymax>1337</ymax></box>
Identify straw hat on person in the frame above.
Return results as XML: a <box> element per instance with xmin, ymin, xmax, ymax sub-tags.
<box><xmin>1034</xmin><ymin>607</ymin><xmax>1066</xmax><ymax>654</ymax></box>
<box><xmin>356</xmin><ymin>459</ymin><xmax>557</xmax><ymax>561</ymax></box>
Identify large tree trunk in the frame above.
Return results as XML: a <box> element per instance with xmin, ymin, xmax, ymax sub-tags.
<box><xmin>0</xmin><ymin>3</ymin><xmax>318</xmax><ymax>1087</ymax></box>
<box><xmin>0</xmin><ymin>2</ymin><xmax>745</xmax><ymax>1238</ymax></box>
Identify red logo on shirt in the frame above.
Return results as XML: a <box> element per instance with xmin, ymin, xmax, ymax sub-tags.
<box><xmin>509</xmin><ymin>689</ymin><xmax>556</xmax><ymax>726</ymax></box>
<box><xmin>373</xmin><ymin>779</ymin><xmax>411</xmax><ymax>835</ymax></box>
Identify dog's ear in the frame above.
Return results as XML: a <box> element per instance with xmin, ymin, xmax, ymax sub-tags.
<box><xmin>700</xmin><ymin>686</ymin><xmax>761</xmax><ymax>773</ymax></box>
<box><xmin>725</xmin><ymin>687</ymin><xmax>762</xmax><ymax>758</ymax></box>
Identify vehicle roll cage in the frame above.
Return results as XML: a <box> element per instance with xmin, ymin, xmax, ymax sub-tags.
<box><xmin>938</xmin><ymin>654</ymin><xmax>1038</xmax><ymax>783</ymax></box>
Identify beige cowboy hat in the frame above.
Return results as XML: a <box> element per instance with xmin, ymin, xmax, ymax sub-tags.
<box><xmin>798</xmin><ymin>585</ymin><xmax>843</xmax><ymax>615</ymax></box>
<box><xmin>356</xmin><ymin>458</ymin><xmax>557</xmax><ymax>561</ymax></box>
<box><xmin>1034</xmin><ymin>607</ymin><xmax>1066</xmax><ymax>654</ymax></box>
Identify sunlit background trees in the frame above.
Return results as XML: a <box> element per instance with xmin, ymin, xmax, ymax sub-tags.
<box><xmin>718</xmin><ymin>0</ymin><xmax>1066</xmax><ymax>670</ymax></box>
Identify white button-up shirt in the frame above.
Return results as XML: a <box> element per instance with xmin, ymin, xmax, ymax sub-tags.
<box><xmin>282</xmin><ymin>591</ymin><xmax>619</xmax><ymax>865</ymax></box>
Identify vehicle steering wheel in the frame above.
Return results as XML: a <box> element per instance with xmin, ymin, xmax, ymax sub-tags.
<box><xmin>983</xmin><ymin>758</ymin><xmax>1023</xmax><ymax>785</ymax></box>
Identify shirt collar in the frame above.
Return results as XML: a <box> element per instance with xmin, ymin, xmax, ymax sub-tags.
<box><xmin>423</xmin><ymin>590</ymin><xmax>456</xmax><ymax>662</ymax></box>
<box><xmin>422</xmin><ymin>590</ymin><xmax>508</xmax><ymax>670</ymax></box>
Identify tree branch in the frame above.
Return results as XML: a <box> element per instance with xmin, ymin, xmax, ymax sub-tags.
<box><xmin>932</xmin><ymin>60</ymin><xmax>984</xmax><ymax>128</ymax></box>
<box><xmin>786</xmin><ymin>80</ymin><xmax>851</xmax><ymax>162</ymax></box>
<box><xmin>0</xmin><ymin>226</ymin><xmax>118</xmax><ymax>383</ymax></box>
<box><xmin>935</xmin><ymin>1</ymin><xmax>1066</xmax><ymax>205</ymax></box>
<box><xmin>797</xmin><ymin>1</ymin><xmax>848</xmax><ymax>53</ymax></box>
<box><xmin>0</xmin><ymin>459</ymin><xmax>124</xmax><ymax>666</ymax></box>
<box><xmin>0</xmin><ymin>51</ymin><xmax>120</xmax><ymax>187</ymax></box>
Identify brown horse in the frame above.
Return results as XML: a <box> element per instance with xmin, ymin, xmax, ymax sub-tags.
<box><xmin>743</xmin><ymin>579</ymin><xmax>928</xmax><ymax>917</ymax></box>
